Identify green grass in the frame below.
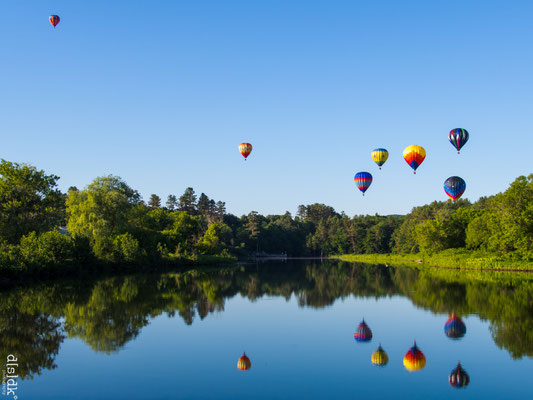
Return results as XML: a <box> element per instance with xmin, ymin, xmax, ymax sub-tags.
<box><xmin>338</xmin><ymin>249</ymin><xmax>533</xmax><ymax>271</ymax></box>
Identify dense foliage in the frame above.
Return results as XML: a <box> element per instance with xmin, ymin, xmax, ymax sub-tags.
<box><xmin>0</xmin><ymin>159</ymin><xmax>530</xmax><ymax>274</ymax></box>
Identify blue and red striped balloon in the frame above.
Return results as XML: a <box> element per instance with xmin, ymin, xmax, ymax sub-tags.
<box><xmin>354</xmin><ymin>319</ymin><xmax>372</xmax><ymax>342</ymax></box>
<box><xmin>354</xmin><ymin>172</ymin><xmax>373</xmax><ymax>196</ymax></box>
<box><xmin>444</xmin><ymin>176</ymin><xmax>466</xmax><ymax>201</ymax></box>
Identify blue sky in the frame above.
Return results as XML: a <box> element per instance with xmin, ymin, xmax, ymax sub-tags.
<box><xmin>2</xmin><ymin>1</ymin><xmax>532</xmax><ymax>217</ymax></box>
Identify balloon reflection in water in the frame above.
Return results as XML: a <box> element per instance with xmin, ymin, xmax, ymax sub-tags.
<box><xmin>354</xmin><ymin>319</ymin><xmax>372</xmax><ymax>342</ymax></box>
<box><xmin>444</xmin><ymin>313</ymin><xmax>466</xmax><ymax>339</ymax></box>
<box><xmin>449</xmin><ymin>362</ymin><xmax>470</xmax><ymax>388</ymax></box>
<box><xmin>403</xmin><ymin>342</ymin><xmax>426</xmax><ymax>371</ymax></box>
<box><xmin>237</xmin><ymin>353</ymin><xmax>251</xmax><ymax>370</ymax></box>
<box><xmin>371</xmin><ymin>345</ymin><xmax>389</xmax><ymax>366</ymax></box>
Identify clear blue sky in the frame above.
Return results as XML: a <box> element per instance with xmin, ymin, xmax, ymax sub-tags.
<box><xmin>2</xmin><ymin>1</ymin><xmax>532</xmax><ymax>217</ymax></box>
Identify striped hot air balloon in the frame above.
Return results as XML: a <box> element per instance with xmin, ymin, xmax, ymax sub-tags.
<box><xmin>354</xmin><ymin>172</ymin><xmax>373</xmax><ymax>196</ymax></box>
<box><xmin>371</xmin><ymin>148</ymin><xmax>389</xmax><ymax>170</ymax></box>
<box><xmin>49</xmin><ymin>15</ymin><xmax>60</xmax><ymax>28</ymax></box>
<box><xmin>403</xmin><ymin>145</ymin><xmax>426</xmax><ymax>174</ymax></box>
<box><xmin>371</xmin><ymin>345</ymin><xmax>389</xmax><ymax>366</ymax></box>
<box><xmin>444</xmin><ymin>313</ymin><xmax>467</xmax><ymax>339</ymax></box>
<box><xmin>239</xmin><ymin>143</ymin><xmax>253</xmax><ymax>160</ymax></box>
<box><xmin>237</xmin><ymin>352</ymin><xmax>251</xmax><ymax>370</ymax></box>
<box><xmin>403</xmin><ymin>342</ymin><xmax>426</xmax><ymax>371</ymax></box>
<box><xmin>448</xmin><ymin>128</ymin><xmax>469</xmax><ymax>154</ymax></box>
<box><xmin>449</xmin><ymin>362</ymin><xmax>470</xmax><ymax>388</ymax></box>
<box><xmin>354</xmin><ymin>319</ymin><xmax>372</xmax><ymax>342</ymax></box>
<box><xmin>444</xmin><ymin>176</ymin><xmax>466</xmax><ymax>202</ymax></box>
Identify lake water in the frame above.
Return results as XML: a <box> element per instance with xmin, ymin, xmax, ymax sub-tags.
<box><xmin>1</xmin><ymin>260</ymin><xmax>532</xmax><ymax>399</ymax></box>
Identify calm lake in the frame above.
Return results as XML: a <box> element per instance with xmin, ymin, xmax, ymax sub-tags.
<box><xmin>1</xmin><ymin>260</ymin><xmax>532</xmax><ymax>399</ymax></box>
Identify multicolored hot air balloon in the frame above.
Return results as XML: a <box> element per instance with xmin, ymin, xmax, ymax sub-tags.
<box><xmin>371</xmin><ymin>148</ymin><xmax>389</xmax><ymax>170</ymax></box>
<box><xmin>238</xmin><ymin>143</ymin><xmax>253</xmax><ymax>160</ymax></box>
<box><xmin>237</xmin><ymin>352</ymin><xmax>251</xmax><ymax>370</ymax></box>
<box><xmin>444</xmin><ymin>176</ymin><xmax>466</xmax><ymax>202</ymax></box>
<box><xmin>448</xmin><ymin>128</ymin><xmax>469</xmax><ymax>154</ymax></box>
<box><xmin>403</xmin><ymin>145</ymin><xmax>426</xmax><ymax>174</ymax></box>
<box><xmin>354</xmin><ymin>172</ymin><xmax>373</xmax><ymax>196</ymax></box>
<box><xmin>354</xmin><ymin>319</ymin><xmax>372</xmax><ymax>342</ymax></box>
<box><xmin>49</xmin><ymin>15</ymin><xmax>60</xmax><ymax>28</ymax></box>
<box><xmin>444</xmin><ymin>313</ymin><xmax>467</xmax><ymax>339</ymax></box>
<box><xmin>371</xmin><ymin>345</ymin><xmax>389</xmax><ymax>366</ymax></box>
<box><xmin>403</xmin><ymin>342</ymin><xmax>426</xmax><ymax>371</ymax></box>
<box><xmin>449</xmin><ymin>362</ymin><xmax>470</xmax><ymax>388</ymax></box>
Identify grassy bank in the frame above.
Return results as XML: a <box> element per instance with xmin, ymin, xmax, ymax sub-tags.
<box><xmin>338</xmin><ymin>249</ymin><xmax>533</xmax><ymax>272</ymax></box>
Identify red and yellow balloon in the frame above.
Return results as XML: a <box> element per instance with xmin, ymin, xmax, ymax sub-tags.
<box><xmin>403</xmin><ymin>342</ymin><xmax>426</xmax><ymax>371</ymax></box>
<box><xmin>403</xmin><ymin>145</ymin><xmax>426</xmax><ymax>174</ymax></box>
<box><xmin>237</xmin><ymin>353</ymin><xmax>251</xmax><ymax>370</ymax></box>
<box><xmin>239</xmin><ymin>143</ymin><xmax>253</xmax><ymax>160</ymax></box>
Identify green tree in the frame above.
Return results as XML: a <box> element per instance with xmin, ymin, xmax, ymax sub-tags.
<box><xmin>179</xmin><ymin>187</ymin><xmax>197</xmax><ymax>214</ymax></box>
<box><xmin>66</xmin><ymin>175</ymin><xmax>142</xmax><ymax>261</ymax></box>
<box><xmin>166</xmin><ymin>194</ymin><xmax>178</xmax><ymax>211</ymax></box>
<box><xmin>0</xmin><ymin>160</ymin><xmax>64</xmax><ymax>243</ymax></box>
<box><xmin>148</xmin><ymin>194</ymin><xmax>161</xmax><ymax>209</ymax></box>
<box><xmin>197</xmin><ymin>222</ymin><xmax>233</xmax><ymax>254</ymax></box>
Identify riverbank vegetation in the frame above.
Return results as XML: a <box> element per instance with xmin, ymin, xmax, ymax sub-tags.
<box><xmin>0</xmin><ymin>159</ymin><xmax>531</xmax><ymax>276</ymax></box>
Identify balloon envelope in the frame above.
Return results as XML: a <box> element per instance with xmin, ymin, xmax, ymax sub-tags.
<box><xmin>444</xmin><ymin>313</ymin><xmax>467</xmax><ymax>339</ymax></box>
<box><xmin>49</xmin><ymin>15</ymin><xmax>60</xmax><ymax>27</ymax></box>
<box><xmin>354</xmin><ymin>172</ymin><xmax>373</xmax><ymax>195</ymax></box>
<box><xmin>403</xmin><ymin>145</ymin><xmax>426</xmax><ymax>173</ymax></box>
<box><xmin>444</xmin><ymin>176</ymin><xmax>466</xmax><ymax>201</ymax></box>
<box><xmin>238</xmin><ymin>143</ymin><xmax>252</xmax><ymax>160</ymax></box>
<box><xmin>403</xmin><ymin>342</ymin><xmax>426</xmax><ymax>371</ymax></box>
<box><xmin>449</xmin><ymin>362</ymin><xmax>470</xmax><ymax>388</ymax></box>
<box><xmin>371</xmin><ymin>148</ymin><xmax>389</xmax><ymax>169</ymax></box>
<box><xmin>371</xmin><ymin>345</ymin><xmax>389</xmax><ymax>366</ymax></box>
<box><xmin>448</xmin><ymin>128</ymin><xmax>469</xmax><ymax>153</ymax></box>
<box><xmin>354</xmin><ymin>319</ymin><xmax>372</xmax><ymax>342</ymax></box>
<box><xmin>237</xmin><ymin>353</ymin><xmax>251</xmax><ymax>370</ymax></box>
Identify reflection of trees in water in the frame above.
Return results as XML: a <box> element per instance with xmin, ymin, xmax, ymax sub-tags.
<box><xmin>0</xmin><ymin>309</ymin><xmax>64</xmax><ymax>380</ymax></box>
<box><xmin>0</xmin><ymin>260</ymin><xmax>531</xmax><ymax>378</ymax></box>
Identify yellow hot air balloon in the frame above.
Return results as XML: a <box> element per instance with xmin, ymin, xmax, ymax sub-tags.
<box><xmin>237</xmin><ymin>352</ymin><xmax>251</xmax><ymax>370</ymax></box>
<box><xmin>371</xmin><ymin>345</ymin><xmax>389</xmax><ymax>366</ymax></box>
<box><xmin>403</xmin><ymin>145</ymin><xmax>426</xmax><ymax>174</ymax></box>
<box><xmin>371</xmin><ymin>148</ymin><xmax>389</xmax><ymax>170</ymax></box>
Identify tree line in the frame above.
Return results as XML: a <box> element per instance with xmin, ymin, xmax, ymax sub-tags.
<box><xmin>0</xmin><ymin>159</ymin><xmax>530</xmax><ymax>273</ymax></box>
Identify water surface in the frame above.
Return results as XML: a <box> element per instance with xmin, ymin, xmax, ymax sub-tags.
<box><xmin>1</xmin><ymin>260</ymin><xmax>532</xmax><ymax>399</ymax></box>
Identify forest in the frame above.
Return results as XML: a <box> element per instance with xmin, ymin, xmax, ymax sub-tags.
<box><xmin>0</xmin><ymin>159</ymin><xmax>531</xmax><ymax>274</ymax></box>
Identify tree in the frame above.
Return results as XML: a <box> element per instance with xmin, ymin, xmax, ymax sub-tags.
<box><xmin>66</xmin><ymin>175</ymin><xmax>142</xmax><ymax>261</ymax></box>
<box><xmin>197</xmin><ymin>193</ymin><xmax>210</xmax><ymax>217</ymax></box>
<box><xmin>0</xmin><ymin>160</ymin><xmax>64</xmax><ymax>243</ymax></box>
<box><xmin>166</xmin><ymin>194</ymin><xmax>178</xmax><ymax>211</ymax></box>
<box><xmin>197</xmin><ymin>222</ymin><xmax>233</xmax><ymax>254</ymax></box>
<box><xmin>148</xmin><ymin>194</ymin><xmax>161</xmax><ymax>209</ymax></box>
<box><xmin>179</xmin><ymin>187</ymin><xmax>197</xmax><ymax>214</ymax></box>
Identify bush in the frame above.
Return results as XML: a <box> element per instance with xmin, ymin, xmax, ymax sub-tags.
<box><xmin>112</xmin><ymin>233</ymin><xmax>144</xmax><ymax>264</ymax></box>
<box><xmin>19</xmin><ymin>231</ymin><xmax>76</xmax><ymax>271</ymax></box>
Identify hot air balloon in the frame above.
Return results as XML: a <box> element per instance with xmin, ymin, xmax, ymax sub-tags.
<box><xmin>449</xmin><ymin>362</ymin><xmax>470</xmax><ymax>388</ymax></box>
<box><xmin>403</xmin><ymin>145</ymin><xmax>426</xmax><ymax>174</ymax></box>
<box><xmin>354</xmin><ymin>319</ymin><xmax>372</xmax><ymax>342</ymax></box>
<box><xmin>239</xmin><ymin>143</ymin><xmax>252</xmax><ymax>160</ymax></box>
<box><xmin>403</xmin><ymin>342</ymin><xmax>426</xmax><ymax>371</ymax></box>
<box><xmin>49</xmin><ymin>15</ymin><xmax>60</xmax><ymax>28</ymax></box>
<box><xmin>237</xmin><ymin>352</ymin><xmax>251</xmax><ymax>370</ymax></box>
<box><xmin>444</xmin><ymin>313</ymin><xmax>466</xmax><ymax>339</ymax></box>
<box><xmin>444</xmin><ymin>176</ymin><xmax>466</xmax><ymax>202</ymax></box>
<box><xmin>354</xmin><ymin>172</ymin><xmax>372</xmax><ymax>196</ymax></box>
<box><xmin>371</xmin><ymin>148</ymin><xmax>389</xmax><ymax>170</ymax></box>
<box><xmin>371</xmin><ymin>345</ymin><xmax>389</xmax><ymax>366</ymax></box>
<box><xmin>448</xmin><ymin>128</ymin><xmax>469</xmax><ymax>154</ymax></box>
